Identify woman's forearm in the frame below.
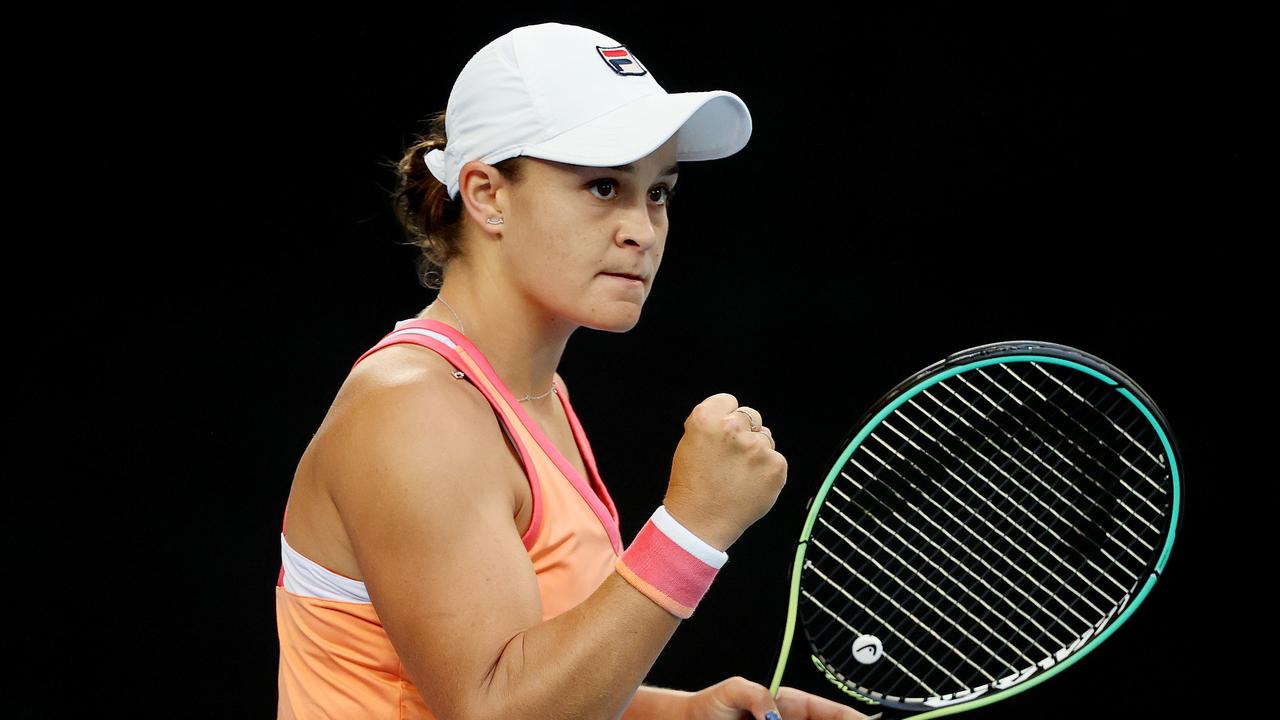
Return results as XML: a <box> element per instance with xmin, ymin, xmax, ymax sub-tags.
<box><xmin>472</xmin><ymin>571</ymin><xmax>684</xmax><ymax>720</ymax></box>
<box><xmin>621</xmin><ymin>684</ymin><xmax>694</xmax><ymax>720</ymax></box>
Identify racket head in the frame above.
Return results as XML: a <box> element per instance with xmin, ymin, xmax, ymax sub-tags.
<box><xmin>770</xmin><ymin>340</ymin><xmax>1183</xmax><ymax>718</ymax></box>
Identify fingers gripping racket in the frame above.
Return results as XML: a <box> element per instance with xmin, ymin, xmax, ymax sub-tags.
<box><xmin>766</xmin><ymin>340</ymin><xmax>1183</xmax><ymax>718</ymax></box>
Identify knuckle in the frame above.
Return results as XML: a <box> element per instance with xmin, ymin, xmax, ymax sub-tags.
<box><xmin>708</xmin><ymin>392</ymin><xmax>738</xmax><ymax>409</ymax></box>
<box><xmin>729</xmin><ymin>674</ymin><xmax>754</xmax><ymax>690</ymax></box>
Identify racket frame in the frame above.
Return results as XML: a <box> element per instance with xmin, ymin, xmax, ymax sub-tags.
<box><xmin>767</xmin><ymin>340</ymin><xmax>1184</xmax><ymax>718</ymax></box>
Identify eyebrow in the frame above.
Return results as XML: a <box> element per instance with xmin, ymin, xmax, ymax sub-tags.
<box><xmin>603</xmin><ymin>162</ymin><xmax>680</xmax><ymax>178</ymax></box>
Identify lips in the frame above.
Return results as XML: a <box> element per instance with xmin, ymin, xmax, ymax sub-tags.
<box><xmin>603</xmin><ymin>272</ymin><xmax>644</xmax><ymax>281</ymax></box>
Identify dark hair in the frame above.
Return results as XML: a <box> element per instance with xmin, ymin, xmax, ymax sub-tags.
<box><xmin>387</xmin><ymin>110</ymin><xmax>526</xmax><ymax>290</ymax></box>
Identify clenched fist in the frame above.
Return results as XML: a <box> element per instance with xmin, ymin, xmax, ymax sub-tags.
<box><xmin>662</xmin><ymin>393</ymin><xmax>787</xmax><ymax>552</ymax></box>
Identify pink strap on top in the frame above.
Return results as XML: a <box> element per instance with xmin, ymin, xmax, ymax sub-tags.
<box><xmin>279</xmin><ymin>316</ymin><xmax>619</xmax><ymax>545</ymax></box>
<box><xmin>278</xmin><ymin>316</ymin><xmax>623</xmax><ymax>589</ymax></box>
<box><xmin>377</xmin><ymin>318</ymin><xmax>622</xmax><ymax>554</ymax></box>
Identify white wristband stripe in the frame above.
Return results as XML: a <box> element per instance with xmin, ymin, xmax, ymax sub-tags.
<box><xmin>653</xmin><ymin>505</ymin><xmax>729</xmax><ymax>569</ymax></box>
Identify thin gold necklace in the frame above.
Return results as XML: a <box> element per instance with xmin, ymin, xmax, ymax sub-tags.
<box><xmin>431</xmin><ymin>296</ymin><xmax>557</xmax><ymax>402</ymax></box>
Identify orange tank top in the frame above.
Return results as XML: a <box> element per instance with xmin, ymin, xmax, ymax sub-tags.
<box><xmin>274</xmin><ymin>317</ymin><xmax>623</xmax><ymax>719</ymax></box>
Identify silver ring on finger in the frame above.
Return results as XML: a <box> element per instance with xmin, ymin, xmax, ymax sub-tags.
<box><xmin>734</xmin><ymin>407</ymin><xmax>760</xmax><ymax>432</ymax></box>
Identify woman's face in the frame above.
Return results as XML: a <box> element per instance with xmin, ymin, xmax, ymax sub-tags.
<box><xmin>499</xmin><ymin>134</ymin><xmax>680</xmax><ymax>333</ymax></box>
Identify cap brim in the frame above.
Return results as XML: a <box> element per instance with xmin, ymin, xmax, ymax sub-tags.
<box><xmin>519</xmin><ymin>90</ymin><xmax>752</xmax><ymax>168</ymax></box>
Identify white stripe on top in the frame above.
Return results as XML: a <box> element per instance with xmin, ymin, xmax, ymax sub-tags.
<box><xmin>281</xmin><ymin>533</ymin><xmax>371</xmax><ymax>603</ymax></box>
<box><xmin>390</xmin><ymin>320</ymin><xmax>460</xmax><ymax>349</ymax></box>
<box><xmin>652</xmin><ymin>505</ymin><xmax>729</xmax><ymax>569</ymax></box>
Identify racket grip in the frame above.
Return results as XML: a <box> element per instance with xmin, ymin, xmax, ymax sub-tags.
<box><xmin>615</xmin><ymin>505</ymin><xmax>728</xmax><ymax>618</ymax></box>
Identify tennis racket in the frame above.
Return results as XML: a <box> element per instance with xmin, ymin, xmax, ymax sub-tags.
<box><xmin>765</xmin><ymin>340</ymin><xmax>1183</xmax><ymax>718</ymax></box>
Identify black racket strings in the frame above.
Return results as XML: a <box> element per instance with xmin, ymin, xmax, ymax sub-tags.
<box><xmin>803</xmin><ymin>362</ymin><xmax>1124</xmax><ymax>652</ymax></box>
<box><xmin>859</xmin><ymin>364</ymin><xmax>1164</xmax><ymax>622</ymax></box>
<box><xmin>804</xmin><ymin>363</ymin><xmax>1165</xmax><ymax>698</ymax></box>
<box><xmin>798</xmin><ymin>366</ymin><xmax>1117</xmax><ymax>698</ymax></box>
<box><xmin>860</xmin><ymin>367</ymin><xmax>1161</xmax><ymax>692</ymax></box>
<box><xmin>808</xmin><ymin>361</ymin><xmax>1172</xmax><ymax>696</ymax></box>
<box><xmin>800</xmin><ymin>360</ymin><xmax>1173</xmax><ymax>701</ymax></box>
<box><xmin>808</xmin><ymin>363</ymin><xmax>1162</xmax><ymax>696</ymax></box>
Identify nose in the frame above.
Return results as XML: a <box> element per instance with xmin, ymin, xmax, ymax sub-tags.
<box><xmin>616</xmin><ymin>200</ymin><xmax>661</xmax><ymax>250</ymax></box>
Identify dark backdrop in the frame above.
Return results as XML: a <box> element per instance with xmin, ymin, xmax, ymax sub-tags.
<box><xmin>18</xmin><ymin>5</ymin><xmax>1257</xmax><ymax>717</ymax></box>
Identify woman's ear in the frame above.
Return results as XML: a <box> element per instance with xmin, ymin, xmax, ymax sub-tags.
<box><xmin>457</xmin><ymin>160</ymin><xmax>506</xmax><ymax>234</ymax></box>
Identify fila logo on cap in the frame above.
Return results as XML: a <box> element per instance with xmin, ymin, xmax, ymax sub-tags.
<box><xmin>596</xmin><ymin>45</ymin><xmax>648</xmax><ymax>76</ymax></box>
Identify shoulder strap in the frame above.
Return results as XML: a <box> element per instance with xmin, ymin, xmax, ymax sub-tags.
<box><xmin>349</xmin><ymin>324</ymin><xmax>543</xmax><ymax>549</ymax></box>
<box><xmin>279</xmin><ymin>320</ymin><xmax>546</xmax><ymax>590</ymax></box>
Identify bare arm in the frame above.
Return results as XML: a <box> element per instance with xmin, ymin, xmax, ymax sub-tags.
<box><xmin>324</xmin><ymin>367</ymin><xmax>694</xmax><ymax>720</ymax></box>
<box><xmin>320</xmin><ymin>366</ymin><xmax>670</xmax><ymax>717</ymax></box>
<box><xmin>621</xmin><ymin>685</ymin><xmax>694</xmax><ymax>720</ymax></box>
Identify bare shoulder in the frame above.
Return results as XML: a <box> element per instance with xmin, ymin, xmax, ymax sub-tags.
<box><xmin>336</xmin><ymin>343</ymin><xmax>478</xmax><ymax>411</ymax></box>
<box><xmin>285</xmin><ymin>342</ymin><xmax>509</xmax><ymax>577</ymax></box>
<box><xmin>316</xmin><ymin>343</ymin><xmax>499</xmax><ymax>486</ymax></box>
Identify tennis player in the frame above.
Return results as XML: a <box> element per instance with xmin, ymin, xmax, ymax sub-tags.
<box><xmin>275</xmin><ymin>21</ymin><xmax>879</xmax><ymax>720</ymax></box>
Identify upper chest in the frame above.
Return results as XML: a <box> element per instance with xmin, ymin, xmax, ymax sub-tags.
<box><xmin>504</xmin><ymin>393</ymin><xmax>591</xmax><ymax>536</ymax></box>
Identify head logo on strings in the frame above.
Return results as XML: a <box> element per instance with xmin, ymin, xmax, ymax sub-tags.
<box><xmin>852</xmin><ymin>635</ymin><xmax>883</xmax><ymax>664</ymax></box>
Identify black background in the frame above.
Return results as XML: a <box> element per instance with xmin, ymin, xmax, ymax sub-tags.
<box><xmin>15</xmin><ymin>4</ymin><xmax>1259</xmax><ymax>717</ymax></box>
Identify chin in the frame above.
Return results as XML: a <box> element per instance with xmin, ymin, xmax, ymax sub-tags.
<box><xmin>583</xmin><ymin>308</ymin><xmax>643</xmax><ymax>333</ymax></box>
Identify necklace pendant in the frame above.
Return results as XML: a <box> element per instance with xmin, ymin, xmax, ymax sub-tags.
<box><xmin>452</xmin><ymin>370</ymin><xmax>466</xmax><ymax>379</ymax></box>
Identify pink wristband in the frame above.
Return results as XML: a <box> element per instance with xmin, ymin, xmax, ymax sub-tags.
<box><xmin>615</xmin><ymin>506</ymin><xmax>728</xmax><ymax>619</ymax></box>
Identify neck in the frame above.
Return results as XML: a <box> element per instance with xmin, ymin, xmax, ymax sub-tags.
<box><xmin>416</xmin><ymin>272</ymin><xmax>574</xmax><ymax>405</ymax></box>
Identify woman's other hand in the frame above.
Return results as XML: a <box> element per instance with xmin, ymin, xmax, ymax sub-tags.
<box><xmin>680</xmin><ymin>676</ymin><xmax>882</xmax><ymax>720</ymax></box>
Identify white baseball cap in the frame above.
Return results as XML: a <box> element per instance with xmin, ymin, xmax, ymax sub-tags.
<box><xmin>424</xmin><ymin>21</ymin><xmax>753</xmax><ymax>200</ymax></box>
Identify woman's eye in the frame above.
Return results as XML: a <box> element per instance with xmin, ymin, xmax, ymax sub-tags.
<box><xmin>650</xmin><ymin>185</ymin><xmax>676</xmax><ymax>205</ymax></box>
<box><xmin>588</xmin><ymin>179</ymin><xmax>676</xmax><ymax>206</ymax></box>
<box><xmin>588</xmin><ymin>179</ymin><xmax>617</xmax><ymax>200</ymax></box>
